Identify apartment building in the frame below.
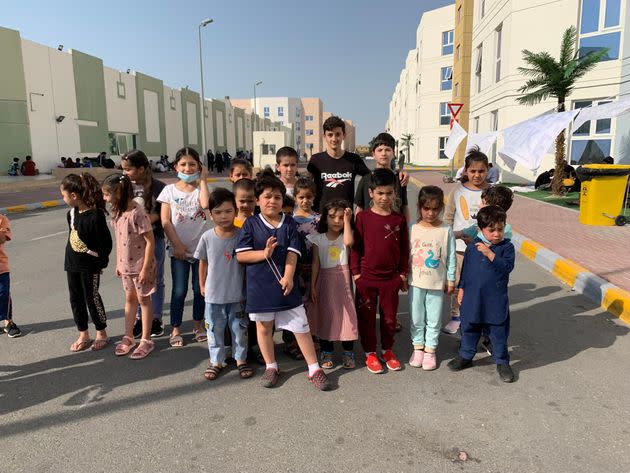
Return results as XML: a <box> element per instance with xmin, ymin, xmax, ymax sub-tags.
<box><xmin>0</xmin><ymin>26</ymin><xmax>291</xmax><ymax>172</ymax></box>
<box><xmin>387</xmin><ymin>0</ymin><xmax>630</xmax><ymax>179</ymax></box>
<box><xmin>301</xmin><ymin>97</ymin><xmax>324</xmax><ymax>156</ymax></box>
<box><xmin>231</xmin><ymin>97</ymin><xmax>305</xmax><ymax>155</ymax></box>
<box><xmin>386</xmin><ymin>5</ymin><xmax>455</xmax><ymax>165</ymax></box>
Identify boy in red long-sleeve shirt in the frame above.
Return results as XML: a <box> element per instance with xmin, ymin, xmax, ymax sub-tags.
<box><xmin>351</xmin><ymin>169</ymin><xmax>409</xmax><ymax>374</ymax></box>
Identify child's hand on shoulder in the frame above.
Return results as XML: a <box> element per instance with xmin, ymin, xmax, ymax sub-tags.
<box><xmin>475</xmin><ymin>242</ymin><xmax>495</xmax><ymax>260</ymax></box>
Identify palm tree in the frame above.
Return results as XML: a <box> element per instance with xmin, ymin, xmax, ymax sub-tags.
<box><xmin>399</xmin><ymin>133</ymin><xmax>414</xmax><ymax>170</ymax></box>
<box><xmin>516</xmin><ymin>26</ymin><xmax>609</xmax><ymax>195</ymax></box>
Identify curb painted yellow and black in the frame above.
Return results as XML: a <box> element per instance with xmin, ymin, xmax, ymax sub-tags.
<box><xmin>511</xmin><ymin>232</ymin><xmax>630</xmax><ymax>324</ymax></box>
<box><xmin>0</xmin><ymin>177</ymin><xmax>231</xmax><ymax>215</ymax></box>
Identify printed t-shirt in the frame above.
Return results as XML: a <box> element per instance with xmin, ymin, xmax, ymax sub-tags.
<box><xmin>307</xmin><ymin>232</ymin><xmax>349</xmax><ymax>269</ymax></box>
<box><xmin>113</xmin><ymin>205</ymin><xmax>153</xmax><ymax>275</ymax></box>
<box><xmin>194</xmin><ymin>228</ymin><xmax>244</xmax><ymax>304</ymax></box>
<box><xmin>450</xmin><ymin>184</ymin><xmax>484</xmax><ymax>252</ymax></box>
<box><xmin>157</xmin><ymin>184</ymin><xmax>208</xmax><ymax>257</ymax></box>
<box><xmin>307</xmin><ymin>151</ymin><xmax>370</xmax><ymax>211</ymax></box>
<box><xmin>235</xmin><ymin>213</ymin><xmax>302</xmax><ymax>313</ymax></box>
<box><xmin>409</xmin><ymin>223</ymin><xmax>456</xmax><ymax>290</ymax></box>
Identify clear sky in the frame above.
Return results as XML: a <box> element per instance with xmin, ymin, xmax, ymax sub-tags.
<box><xmin>3</xmin><ymin>0</ymin><xmax>453</xmax><ymax>144</ymax></box>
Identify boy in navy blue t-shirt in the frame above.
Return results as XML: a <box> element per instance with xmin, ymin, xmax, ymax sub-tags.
<box><xmin>236</xmin><ymin>170</ymin><xmax>331</xmax><ymax>391</ymax></box>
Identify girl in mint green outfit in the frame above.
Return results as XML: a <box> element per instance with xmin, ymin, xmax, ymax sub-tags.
<box><xmin>409</xmin><ymin>186</ymin><xmax>456</xmax><ymax>371</ymax></box>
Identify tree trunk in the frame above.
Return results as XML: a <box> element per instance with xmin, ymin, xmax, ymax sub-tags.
<box><xmin>551</xmin><ymin>99</ymin><xmax>567</xmax><ymax>196</ymax></box>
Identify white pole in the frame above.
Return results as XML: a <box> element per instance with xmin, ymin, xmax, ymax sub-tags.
<box><xmin>198</xmin><ymin>18</ymin><xmax>213</xmax><ymax>165</ymax></box>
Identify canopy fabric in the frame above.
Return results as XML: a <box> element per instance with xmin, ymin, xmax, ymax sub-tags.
<box><xmin>444</xmin><ymin>121</ymin><xmax>468</xmax><ymax>159</ymax></box>
<box><xmin>573</xmin><ymin>98</ymin><xmax>630</xmax><ymax>131</ymax></box>
<box><xmin>466</xmin><ymin>131</ymin><xmax>499</xmax><ymax>156</ymax></box>
<box><xmin>498</xmin><ymin>110</ymin><xmax>579</xmax><ymax>171</ymax></box>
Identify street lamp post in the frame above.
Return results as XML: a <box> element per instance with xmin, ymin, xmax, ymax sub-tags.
<box><xmin>253</xmin><ymin>80</ymin><xmax>262</xmax><ymax>131</ymax></box>
<box><xmin>198</xmin><ymin>17</ymin><xmax>213</xmax><ymax>165</ymax></box>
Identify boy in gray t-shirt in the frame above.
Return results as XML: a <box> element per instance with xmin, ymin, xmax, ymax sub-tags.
<box><xmin>194</xmin><ymin>188</ymin><xmax>252</xmax><ymax>381</ymax></box>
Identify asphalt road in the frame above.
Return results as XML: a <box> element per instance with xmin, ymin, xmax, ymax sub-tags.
<box><xmin>2</xmin><ymin>182</ymin><xmax>630</xmax><ymax>473</ymax></box>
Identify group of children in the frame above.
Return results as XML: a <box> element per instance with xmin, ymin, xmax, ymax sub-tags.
<box><xmin>0</xmin><ymin>115</ymin><xmax>517</xmax><ymax>388</ymax></box>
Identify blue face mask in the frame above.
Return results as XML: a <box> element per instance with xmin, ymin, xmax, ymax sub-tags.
<box><xmin>477</xmin><ymin>231</ymin><xmax>493</xmax><ymax>245</ymax></box>
<box><xmin>178</xmin><ymin>172</ymin><xmax>200</xmax><ymax>183</ymax></box>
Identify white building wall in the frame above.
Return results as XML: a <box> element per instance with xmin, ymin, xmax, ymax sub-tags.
<box><xmin>163</xmin><ymin>85</ymin><xmax>184</xmax><ymax>158</ymax></box>
<box><xmin>203</xmin><ymin>98</ymin><xmax>215</xmax><ymax>153</ymax></box>
<box><xmin>253</xmin><ymin>131</ymin><xmax>291</xmax><ymax>168</ymax></box>
<box><xmin>224</xmin><ymin>99</ymin><xmax>237</xmax><ymax>155</ymax></box>
<box><xmin>21</xmin><ymin>39</ymin><xmax>81</xmax><ymax>171</ymax></box>
<box><xmin>245</xmin><ymin>112</ymin><xmax>253</xmax><ymax>151</ymax></box>
<box><xmin>470</xmin><ymin>0</ymin><xmax>626</xmax><ymax>180</ymax></box>
<box><xmin>103</xmin><ymin>66</ymin><xmax>138</xmax><ymax>134</ymax></box>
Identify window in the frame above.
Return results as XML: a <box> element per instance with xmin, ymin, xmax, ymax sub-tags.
<box><xmin>261</xmin><ymin>144</ymin><xmax>277</xmax><ymax>155</ymax></box>
<box><xmin>570</xmin><ymin>99</ymin><xmax>613</xmax><ymax>164</ymax></box>
<box><xmin>480</xmin><ymin>0</ymin><xmax>486</xmax><ymax>18</ymax></box>
<box><xmin>439</xmin><ymin>137</ymin><xmax>448</xmax><ymax>159</ymax></box>
<box><xmin>305</xmin><ymin>115</ymin><xmax>314</xmax><ymax>121</ymax></box>
<box><xmin>439</xmin><ymin>102</ymin><xmax>450</xmax><ymax>126</ymax></box>
<box><xmin>495</xmin><ymin>24</ymin><xmax>502</xmax><ymax>82</ymax></box>
<box><xmin>278</xmin><ymin>106</ymin><xmax>284</xmax><ymax>117</ymax></box>
<box><xmin>579</xmin><ymin>0</ymin><xmax>622</xmax><ymax>61</ymax></box>
<box><xmin>263</xmin><ymin>106</ymin><xmax>269</xmax><ymax>118</ymax></box>
<box><xmin>306</xmin><ymin>129</ymin><xmax>314</xmax><ymax>136</ymax></box>
<box><xmin>490</xmin><ymin>110</ymin><xmax>499</xmax><ymax>163</ymax></box>
<box><xmin>279</xmin><ymin>121</ymin><xmax>284</xmax><ymax>125</ymax></box>
<box><xmin>475</xmin><ymin>45</ymin><xmax>483</xmax><ymax>93</ymax></box>
<box><xmin>116</xmin><ymin>81</ymin><xmax>126</xmax><ymax>99</ymax></box>
<box><xmin>440</xmin><ymin>66</ymin><xmax>453</xmax><ymax>91</ymax></box>
<box><xmin>442</xmin><ymin>30</ymin><xmax>454</xmax><ymax>55</ymax></box>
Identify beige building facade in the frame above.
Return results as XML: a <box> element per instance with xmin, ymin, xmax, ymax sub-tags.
<box><xmin>301</xmin><ymin>97</ymin><xmax>324</xmax><ymax>156</ymax></box>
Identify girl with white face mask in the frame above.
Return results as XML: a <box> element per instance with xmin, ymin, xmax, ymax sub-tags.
<box><xmin>157</xmin><ymin>147</ymin><xmax>210</xmax><ymax>347</ymax></box>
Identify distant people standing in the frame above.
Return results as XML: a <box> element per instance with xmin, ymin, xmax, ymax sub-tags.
<box><xmin>21</xmin><ymin>155</ymin><xmax>38</xmax><ymax>176</ymax></box>
<box><xmin>64</xmin><ymin>157</ymin><xmax>75</xmax><ymax>168</ymax></box>
<box><xmin>58</xmin><ymin>157</ymin><xmax>67</xmax><ymax>168</ymax></box>
<box><xmin>222</xmin><ymin>150</ymin><xmax>231</xmax><ymax>171</ymax></box>
<box><xmin>207</xmin><ymin>149</ymin><xmax>215</xmax><ymax>172</ymax></box>
<box><xmin>215</xmin><ymin>151</ymin><xmax>225</xmax><ymax>174</ymax></box>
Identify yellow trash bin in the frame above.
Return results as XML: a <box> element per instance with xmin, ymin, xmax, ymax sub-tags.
<box><xmin>576</xmin><ymin>164</ymin><xmax>630</xmax><ymax>226</ymax></box>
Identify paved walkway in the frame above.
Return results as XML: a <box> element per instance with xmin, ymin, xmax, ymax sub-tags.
<box><xmin>411</xmin><ymin>171</ymin><xmax>630</xmax><ymax>293</ymax></box>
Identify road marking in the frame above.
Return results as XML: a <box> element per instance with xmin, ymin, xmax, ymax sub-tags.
<box><xmin>30</xmin><ymin>230</ymin><xmax>66</xmax><ymax>241</ymax></box>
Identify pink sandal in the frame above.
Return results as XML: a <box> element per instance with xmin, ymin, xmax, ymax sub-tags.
<box><xmin>115</xmin><ymin>335</ymin><xmax>136</xmax><ymax>356</ymax></box>
<box><xmin>130</xmin><ymin>339</ymin><xmax>155</xmax><ymax>360</ymax></box>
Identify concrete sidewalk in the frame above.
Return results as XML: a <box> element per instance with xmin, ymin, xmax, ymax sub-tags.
<box><xmin>410</xmin><ymin>170</ymin><xmax>630</xmax><ymax>322</ymax></box>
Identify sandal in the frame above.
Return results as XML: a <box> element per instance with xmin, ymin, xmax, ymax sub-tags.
<box><xmin>342</xmin><ymin>351</ymin><xmax>356</xmax><ymax>369</ymax></box>
<box><xmin>238</xmin><ymin>364</ymin><xmax>255</xmax><ymax>379</ymax></box>
<box><xmin>130</xmin><ymin>339</ymin><xmax>155</xmax><ymax>360</ymax></box>
<box><xmin>91</xmin><ymin>338</ymin><xmax>110</xmax><ymax>351</ymax></box>
<box><xmin>283</xmin><ymin>343</ymin><xmax>304</xmax><ymax>360</ymax></box>
<box><xmin>169</xmin><ymin>334</ymin><xmax>184</xmax><ymax>348</ymax></box>
<box><xmin>115</xmin><ymin>335</ymin><xmax>136</xmax><ymax>356</ymax></box>
<box><xmin>70</xmin><ymin>339</ymin><xmax>93</xmax><ymax>352</ymax></box>
<box><xmin>320</xmin><ymin>351</ymin><xmax>334</xmax><ymax>370</ymax></box>
<box><xmin>193</xmin><ymin>328</ymin><xmax>208</xmax><ymax>343</ymax></box>
<box><xmin>204</xmin><ymin>365</ymin><xmax>222</xmax><ymax>381</ymax></box>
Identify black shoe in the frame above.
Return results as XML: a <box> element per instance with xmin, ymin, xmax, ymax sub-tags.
<box><xmin>150</xmin><ymin>319</ymin><xmax>164</xmax><ymax>338</ymax></box>
<box><xmin>132</xmin><ymin>318</ymin><xmax>142</xmax><ymax>338</ymax></box>
<box><xmin>5</xmin><ymin>321</ymin><xmax>21</xmax><ymax>338</ymax></box>
<box><xmin>480</xmin><ymin>337</ymin><xmax>492</xmax><ymax>356</ymax></box>
<box><xmin>497</xmin><ymin>364</ymin><xmax>515</xmax><ymax>383</ymax></box>
<box><xmin>447</xmin><ymin>356</ymin><xmax>473</xmax><ymax>371</ymax></box>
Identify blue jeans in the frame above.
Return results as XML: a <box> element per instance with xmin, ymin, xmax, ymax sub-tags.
<box><xmin>169</xmin><ymin>257</ymin><xmax>204</xmax><ymax>327</ymax></box>
<box><xmin>205</xmin><ymin>302</ymin><xmax>248</xmax><ymax>364</ymax></box>
<box><xmin>0</xmin><ymin>272</ymin><xmax>12</xmax><ymax>321</ymax></box>
<box><xmin>136</xmin><ymin>236</ymin><xmax>166</xmax><ymax>320</ymax></box>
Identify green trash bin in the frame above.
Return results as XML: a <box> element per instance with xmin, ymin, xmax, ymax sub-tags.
<box><xmin>576</xmin><ymin>164</ymin><xmax>630</xmax><ymax>226</ymax></box>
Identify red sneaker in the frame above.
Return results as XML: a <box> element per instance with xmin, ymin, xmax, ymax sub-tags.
<box><xmin>382</xmin><ymin>350</ymin><xmax>401</xmax><ymax>371</ymax></box>
<box><xmin>365</xmin><ymin>353</ymin><xmax>384</xmax><ymax>374</ymax></box>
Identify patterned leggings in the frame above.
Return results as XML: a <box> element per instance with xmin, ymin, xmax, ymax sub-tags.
<box><xmin>67</xmin><ymin>271</ymin><xmax>107</xmax><ymax>331</ymax></box>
